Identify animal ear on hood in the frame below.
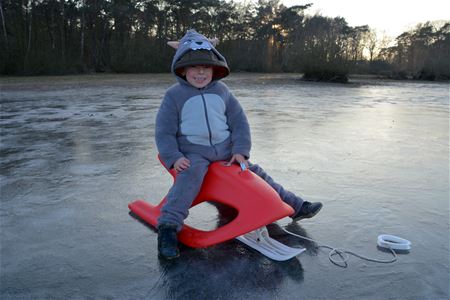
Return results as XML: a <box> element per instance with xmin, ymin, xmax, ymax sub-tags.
<box><xmin>209</xmin><ymin>38</ymin><xmax>218</xmax><ymax>47</ymax></box>
<box><xmin>167</xmin><ymin>41</ymin><xmax>180</xmax><ymax>49</ymax></box>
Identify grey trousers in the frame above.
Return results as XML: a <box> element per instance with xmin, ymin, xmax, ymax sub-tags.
<box><xmin>157</xmin><ymin>152</ymin><xmax>304</xmax><ymax>231</ymax></box>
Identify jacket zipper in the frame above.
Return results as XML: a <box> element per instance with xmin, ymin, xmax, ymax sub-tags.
<box><xmin>200</xmin><ymin>91</ymin><xmax>218</xmax><ymax>155</ymax></box>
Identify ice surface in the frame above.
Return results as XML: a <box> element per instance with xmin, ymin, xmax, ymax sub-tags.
<box><xmin>1</xmin><ymin>73</ymin><xmax>449</xmax><ymax>299</ymax></box>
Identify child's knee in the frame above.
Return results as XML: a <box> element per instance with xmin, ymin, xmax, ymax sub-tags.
<box><xmin>180</xmin><ymin>161</ymin><xmax>209</xmax><ymax>182</ymax></box>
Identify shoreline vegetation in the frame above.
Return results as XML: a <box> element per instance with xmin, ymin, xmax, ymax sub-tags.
<box><xmin>2</xmin><ymin>73</ymin><xmax>447</xmax><ymax>88</ymax></box>
<box><xmin>1</xmin><ymin>1</ymin><xmax>449</xmax><ymax>82</ymax></box>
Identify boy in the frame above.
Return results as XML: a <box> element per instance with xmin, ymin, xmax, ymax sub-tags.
<box><xmin>155</xmin><ymin>30</ymin><xmax>322</xmax><ymax>259</ymax></box>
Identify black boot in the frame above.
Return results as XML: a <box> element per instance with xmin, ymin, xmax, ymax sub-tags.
<box><xmin>157</xmin><ymin>224</ymin><xmax>180</xmax><ymax>259</ymax></box>
<box><xmin>291</xmin><ymin>201</ymin><xmax>323</xmax><ymax>221</ymax></box>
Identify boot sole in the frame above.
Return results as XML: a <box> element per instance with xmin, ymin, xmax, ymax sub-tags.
<box><xmin>158</xmin><ymin>251</ymin><xmax>180</xmax><ymax>260</ymax></box>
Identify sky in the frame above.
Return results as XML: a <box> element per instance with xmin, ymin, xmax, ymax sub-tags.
<box><xmin>281</xmin><ymin>0</ymin><xmax>450</xmax><ymax>37</ymax></box>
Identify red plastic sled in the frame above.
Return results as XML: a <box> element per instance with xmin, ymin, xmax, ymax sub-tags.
<box><xmin>128</xmin><ymin>157</ymin><xmax>294</xmax><ymax>248</ymax></box>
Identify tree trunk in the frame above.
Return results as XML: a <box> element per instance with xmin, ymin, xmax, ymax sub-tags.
<box><xmin>80</xmin><ymin>0</ymin><xmax>85</xmax><ymax>65</ymax></box>
<box><xmin>0</xmin><ymin>0</ymin><xmax>8</xmax><ymax>48</ymax></box>
<box><xmin>24</xmin><ymin>0</ymin><xmax>33</xmax><ymax>68</ymax></box>
<box><xmin>60</xmin><ymin>0</ymin><xmax>65</xmax><ymax>64</ymax></box>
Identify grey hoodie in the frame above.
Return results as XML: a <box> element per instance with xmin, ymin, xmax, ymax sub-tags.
<box><xmin>155</xmin><ymin>30</ymin><xmax>251</xmax><ymax>168</ymax></box>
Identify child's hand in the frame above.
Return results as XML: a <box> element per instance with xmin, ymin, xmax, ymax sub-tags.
<box><xmin>174</xmin><ymin>157</ymin><xmax>190</xmax><ymax>172</ymax></box>
<box><xmin>227</xmin><ymin>154</ymin><xmax>248</xmax><ymax>169</ymax></box>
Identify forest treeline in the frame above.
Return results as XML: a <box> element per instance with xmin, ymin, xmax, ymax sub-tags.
<box><xmin>1</xmin><ymin>0</ymin><xmax>449</xmax><ymax>81</ymax></box>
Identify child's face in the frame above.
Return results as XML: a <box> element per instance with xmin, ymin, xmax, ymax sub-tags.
<box><xmin>184</xmin><ymin>66</ymin><xmax>213</xmax><ymax>88</ymax></box>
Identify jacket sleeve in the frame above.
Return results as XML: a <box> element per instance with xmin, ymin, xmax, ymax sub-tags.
<box><xmin>225</xmin><ymin>91</ymin><xmax>252</xmax><ymax>159</ymax></box>
<box><xmin>155</xmin><ymin>93</ymin><xmax>184</xmax><ymax>169</ymax></box>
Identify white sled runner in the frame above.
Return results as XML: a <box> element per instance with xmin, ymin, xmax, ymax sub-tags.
<box><xmin>236</xmin><ymin>226</ymin><xmax>305</xmax><ymax>261</ymax></box>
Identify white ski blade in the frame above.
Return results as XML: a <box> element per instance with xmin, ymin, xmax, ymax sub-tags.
<box><xmin>236</xmin><ymin>226</ymin><xmax>305</xmax><ymax>261</ymax></box>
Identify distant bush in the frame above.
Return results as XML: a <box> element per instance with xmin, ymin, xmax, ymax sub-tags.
<box><xmin>302</xmin><ymin>71</ymin><xmax>348</xmax><ymax>83</ymax></box>
<box><xmin>302</xmin><ymin>63</ymin><xmax>349</xmax><ymax>83</ymax></box>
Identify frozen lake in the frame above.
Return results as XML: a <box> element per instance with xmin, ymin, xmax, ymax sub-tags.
<box><xmin>1</xmin><ymin>73</ymin><xmax>449</xmax><ymax>299</ymax></box>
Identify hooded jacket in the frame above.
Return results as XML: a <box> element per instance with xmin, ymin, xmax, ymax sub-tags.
<box><xmin>155</xmin><ymin>30</ymin><xmax>251</xmax><ymax>168</ymax></box>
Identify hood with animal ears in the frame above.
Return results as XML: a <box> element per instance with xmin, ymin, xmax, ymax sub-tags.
<box><xmin>169</xmin><ymin>29</ymin><xmax>230</xmax><ymax>82</ymax></box>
